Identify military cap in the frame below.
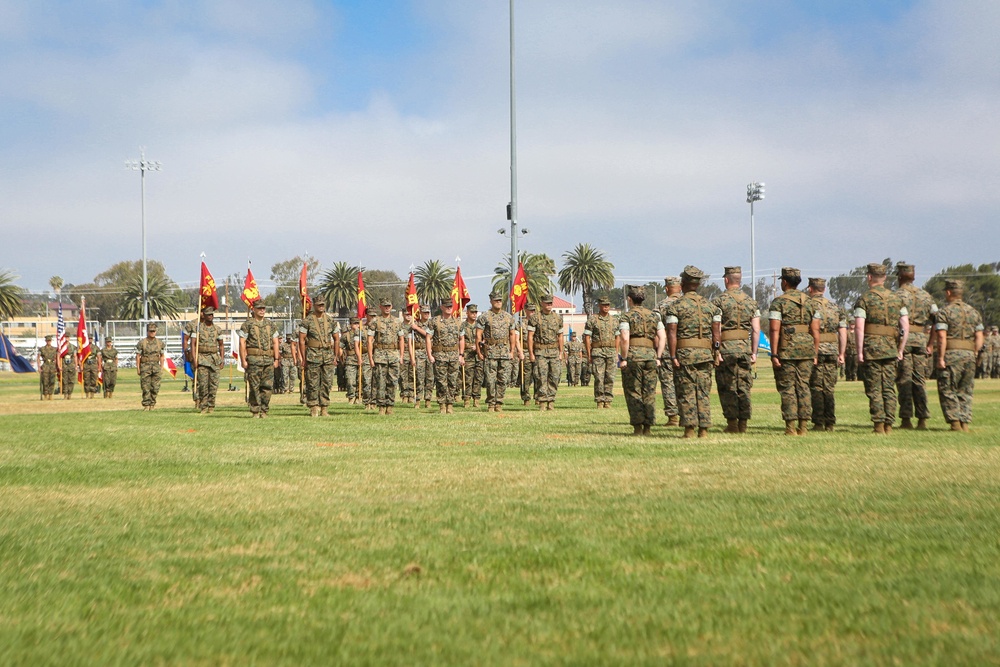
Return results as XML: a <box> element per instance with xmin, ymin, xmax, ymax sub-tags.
<box><xmin>781</xmin><ymin>267</ymin><xmax>801</xmax><ymax>280</ymax></box>
<box><xmin>419</xmin><ymin>303</ymin><xmax>431</xmax><ymax>313</ymax></box>
<box><xmin>724</xmin><ymin>266</ymin><xmax>742</xmax><ymax>277</ymax></box>
<box><xmin>202</xmin><ymin>306</ymin><xmax>215</xmax><ymax>315</ymax></box>
<box><xmin>664</xmin><ymin>276</ymin><xmax>681</xmax><ymax>287</ymax></box>
<box><xmin>313</xmin><ymin>297</ymin><xmax>326</xmax><ymax>306</ymax></box>
<box><xmin>251</xmin><ymin>299</ymin><xmax>265</xmax><ymax>309</ymax></box>
<box><xmin>895</xmin><ymin>262</ymin><xmax>915</xmax><ymax>274</ymax></box>
<box><xmin>808</xmin><ymin>277</ymin><xmax>826</xmax><ymax>290</ymax></box>
<box><xmin>146</xmin><ymin>323</ymin><xmax>157</xmax><ymax>332</ymax></box>
<box><xmin>489</xmin><ymin>291</ymin><xmax>503</xmax><ymax>301</ymax></box>
<box><xmin>440</xmin><ymin>299</ymin><xmax>454</xmax><ymax>307</ymax></box>
<box><xmin>526</xmin><ymin>303</ymin><xmax>537</xmax><ymax>311</ymax></box>
<box><xmin>466</xmin><ymin>304</ymin><xmax>478</xmax><ymax>313</ymax></box>
<box><xmin>569</xmin><ymin>331</ymin><xmax>577</xmax><ymax>337</ymax></box>
<box><xmin>866</xmin><ymin>263</ymin><xmax>887</xmax><ymax>277</ymax></box>
<box><xmin>597</xmin><ymin>296</ymin><xmax>611</xmax><ymax>305</ymax></box>
<box><xmin>540</xmin><ymin>294</ymin><xmax>554</xmax><ymax>304</ymax></box>
<box><xmin>991</xmin><ymin>325</ymin><xmax>998</xmax><ymax>332</ymax></box>
<box><xmin>681</xmin><ymin>265</ymin><xmax>706</xmax><ymax>282</ymax></box>
<box><xmin>44</xmin><ymin>334</ymin><xmax>53</xmax><ymax>341</ymax></box>
<box><xmin>349</xmin><ymin>316</ymin><xmax>359</xmax><ymax>324</ymax></box>
<box><xmin>627</xmin><ymin>284</ymin><xmax>646</xmax><ymax>299</ymax></box>
<box><xmin>944</xmin><ymin>278</ymin><xmax>964</xmax><ymax>292</ymax></box>
<box><xmin>379</xmin><ymin>297</ymin><xmax>392</xmax><ymax>307</ymax></box>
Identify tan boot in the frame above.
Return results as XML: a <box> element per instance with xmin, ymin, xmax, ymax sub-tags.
<box><xmin>812</xmin><ymin>422</ymin><xmax>826</xmax><ymax>432</ymax></box>
<box><xmin>642</xmin><ymin>425</ymin><xmax>651</xmax><ymax>436</ymax></box>
<box><xmin>698</xmin><ymin>427</ymin><xmax>709</xmax><ymax>438</ymax></box>
<box><xmin>724</xmin><ymin>419</ymin><xmax>738</xmax><ymax>433</ymax></box>
<box><xmin>825</xmin><ymin>423</ymin><xmax>834</xmax><ymax>432</ymax></box>
<box><xmin>873</xmin><ymin>422</ymin><xmax>886</xmax><ymax>435</ymax></box>
<box><xmin>487</xmin><ymin>404</ymin><xmax>495</xmax><ymax>412</ymax></box>
<box><xmin>683</xmin><ymin>426</ymin><xmax>696</xmax><ymax>439</ymax></box>
<box><xmin>472</xmin><ymin>398</ymin><xmax>478</xmax><ymax>408</ymax></box>
<box><xmin>884</xmin><ymin>423</ymin><xmax>893</xmax><ymax>435</ymax></box>
<box><xmin>547</xmin><ymin>402</ymin><xmax>555</xmax><ymax>411</ymax></box>
<box><xmin>785</xmin><ymin>421</ymin><xmax>797</xmax><ymax>436</ymax></box>
<box><xmin>900</xmin><ymin>418</ymin><xmax>914</xmax><ymax>430</ymax></box>
<box><xmin>320</xmin><ymin>407</ymin><xmax>329</xmax><ymax>417</ymax></box>
<box><xmin>524</xmin><ymin>400</ymin><xmax>530</xmax><ymax>406</ymax></box>
<box><xmin>495</xmin><ymin>404</ymin><xmax>503</xmax><ymax>413</ymax></box>
<box><xmin>632</xmin><ymin>425</ymin><xmax>643</xmax><ymax>436</ymax></box>
<box><xmin>950</xmin><ymin>421</ymin><xmax>962</xmax><ymax>431</ymax></box>
<box><xmin>738</xmin><ymin>420</ymin><xmax>748</xmax><ymax>433</ymax></box>
<box><xmin>667</xmin><ymin>415</ymin><xmax>679</xmax><ymax>427</ymax></box>
<box><xmin>446</xmin><ymin>404</ymin><xmax>454</xmax><ymax>414</ymax></box>
<box><xmin>424</xmin><ymin>400</ymin><xmax>431</xmax><ymax>408</ymax></box>
<box><xmin>917</xmin><ymin>418</ymin><xmax>928</xmax><ymax>430</ymax></box>
<box><xmin>440</xmin><ymin>404</ymin><xmax>447</xmax><ymax>414</ymax></box>
<box><xmin>378</xmin><ymin>406</ymin><xmax>386</xmax><ymax>415</ymax></box>
<box><xmin>797</xmin><ymin>419</ymin><xmax>808</xmax><ymax>435</ymax></box>
<box><xmin>961</xmin><ymin>422</ymin><xmax>970</xmax><ymax>432</ymax></box>
<box><xmin>385</xmin><ymin>406</ymin><xmax>393</xmax><ymax>415</ymax></box>
<box><xmin>539</xmin><ymin>402</ymin><xmax>546</xmax><ymax>411</ymax></box>
<box><xmin>463</xmin><ymin>399</ymin><xmax>469</xmax><ymax>408</ymax></box>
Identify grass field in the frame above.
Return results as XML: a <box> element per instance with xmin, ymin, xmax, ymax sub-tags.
<box><xmin>1</xmin><ymin>368</ymin><xmax>998</xmax><ymax>665</ymax></box>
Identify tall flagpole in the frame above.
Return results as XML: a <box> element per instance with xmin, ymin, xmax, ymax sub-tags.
<box><xmin>508</xmin><ymin>0</ymin><xmax>519</xmax><ymax>312</ymax></box>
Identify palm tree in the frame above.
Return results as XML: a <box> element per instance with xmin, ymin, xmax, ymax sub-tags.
<box><xmin>119</xmin><ymin>274</ymin><xmax>181</xmax><ymax>320</ymax></box>
<box><xmin>415</xmin><ymin>260</ymin><xmax>454</xmax><ymax>308</ymax></box>
<box><xmin>318</xmin><ymin>262</ymin><xmax>361</xmax><ymax>317</ymax></box>
<box><xmin>0</xmin><ymin>270</ymin><xmax>24</xmax><ymax>320</ymax></box>
<box><xmin>558</xmin><ymin>244</ymin><xmax>615</xmax><ymax>315</ymax></box>
<box><xmin>492</xmin><ymin>252</ymin><xmax>557</xmax><ymax>309</ymax></box>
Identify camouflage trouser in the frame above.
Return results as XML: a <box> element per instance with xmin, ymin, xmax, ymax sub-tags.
<box><xmin>715</xmin><ymin>353</ymin><xmax>753</xmax><ymax>421</ymax></box>
<box><xmin>362</xmin><ymin>362</ymin><xmax>374</xmax><ymax>405</ymax></box>
<box><xmin>62</xmin><ymin>369</ymin><xmax>76</xmax><ymax>398</ymax></box>
<box><xmin>461</xmin><ymin>354</ymin><xmax>483</xmax><ymax>400</ymax></box>
<box><xmin>810</xmin><ymin>355</ymin><xmax>839</xmax><ymax>425</ymax></box>
<box><xmin>246</xmin><ymin>358</ymin><xmax>274</xmax><ymax>414</ymax></box>
<box><xmin>566</xmin><ymin>360</ymin><xmax>581</xmax><ymax>385</ymax></box>
<box><xmin>400</xmin><ymin>358</ymin><xmax>414</xmax><ymax>398</ymax></box>
<box><xmin>658</xmin><ymin>357</ymin><xmax>677</xmax><ymax>416</ymax></box>
<box><xmin>282</xmin><ymin>360</ymin><xmax>298</xmax><ymax>394</ymax></box>
<box><xmin>103</xmin><ymin>368</ymin><xmax>117</xmax><ymax>395</ymax></box>
<box><xmin>622</xmin><ymin>358</ymin><xmax>657</xmax><ymax>426</ymax></box>
<box><xmin>194</xmin><ymin>357</ymin><xmax>221</xmax><ymax>409</ymax></box>
<box><xmin>897</xmin><ymin>349</ymin><xmax>930</xmax><ymax>420</ymax></box>
<box><xmin>534</xmin><ymin>355</ymin><xmax>561</xmax><ymax>404</ymax></box>
<box><xmin>415</xmin><ymin>353</ymin><xmax>434</xmax><ymax>401</ymax></box>
<box><xmin>937</xmin><ymin>351</ymin><xmax>976</xmax><ymax>424</ymax></box>
<box><xmin>335</xmin><ymin>359</ymin><xmax>346</xmax><ymax>391</ymax></box>
<box><xmin>139</xmin><ymin>366</ymin><xmax>161</xmax><ymax>406</ymax></box>
<box><xmin>674</xmin><ymin>361</ymin><xmax>713</xmax><ymax>428</ymax></box>
<box><xmin>304</xmin><ymin>352</ymin><xmax>335</xmax><ymax>407</ymax></box>
<box><xmin>374</xmin><ymin>359</ymin><xmax>400</xmax><ymax>407</ymax></box>
<box><xmin>774</xmin><ymin>359</ymin><xmax>812</xmax><ymax>421</ymax></box>
<box><xmin>509</xmin><ymin>359</ymin><xmax>520</xmax><ymax>387</ymax></box>
<box><xmin>83</xmin><ymin>366</ymin><xmax>100</xmax><ymax>394</ymax></box>
<box><xmin>40</xmin><ymin>369</ymin><xmax>56</xmax><ymax>396</ymax></box>
<box><xmin>844</xmin><ymin>353</ymin><xmax>858</xmax><ymax>381</ymax></box>
<box><xmin>591</xmin><ymin>355</ymin><xmax>616</xmax><ymax>404</ymax></box>
<box><xmin>518</xmin><ymin>359</ymin><xmax>535</xmax><ymax>402</ymax></box>
<box><xmin>484</xmin><ymin>357</ymin><xmax>512</xmax><ymax>406</ymax></box>
<box><xmin>433</xmin><ymin>357</ymin><xmax>460</xmax><ymax>405</ymax></box>
<box><xmin>580</xmin><ymin>360</ymin><xmax>592</xmax><ymax>386</ymax></box>
<box><xmin>345</xmin><ymin>362</ymin><xmax>359</xmax><ymax>400</ymax></box>
<box><xmin>862</xmin><ymin>357</ymin><xmax>897</xmax><ymax>425</ymax></box>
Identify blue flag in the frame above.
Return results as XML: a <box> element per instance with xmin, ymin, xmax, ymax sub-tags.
<box><xmin>180</xmin><ymin>331</ymin><xmax>194</xmax><ymax>379</ymax></box>
<box><xmin>758</xmin><ymin>330</ymin><xmax>772</xmax><ymax>356</ymax></box>
<box><xmin>0</xmin><ymin>333</ymin><xmax>36</xmax><ymax>373</ymax></box>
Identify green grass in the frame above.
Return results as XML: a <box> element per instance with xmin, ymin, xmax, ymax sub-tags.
<box><xmin>1</xmin><ymin>369</ymin><xmax>999</xmax><ymax>665</ymax></box>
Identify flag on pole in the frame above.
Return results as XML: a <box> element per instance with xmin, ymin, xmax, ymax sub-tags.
<box><xmin>180</xmin><ymin>331</ymin><xmax>195</xmax><ymax>378</ymax></box>
<box><xmin>510</xmin><ymin>262</ymin><xmax>529</xmax><ymax>314</ymax></box>
<box><xmin>0</xmin><ymin>332</ymin><xmax>35</xmax><ymax>372</ymax></box>
<box><xmin>199</xmin><ymin>262</ymin><xmax>219</xmax><ymax>311</ymax></box>
<box><xmin>299</xmin><ymin>261</ymin><xmax>312</xmax><ymax>315</ymax></box>
<box><xmin>758</xmin><ymin>330</ymin><xmax>772</xmax><ymax>356</ymax></box>
<box><xmin>357</xmin><ymin>271</ymin><xmax>367</xmax><ymax>319</ymax></box>
<box><xmin>163</xmin><ymin>355</ymin><xmax>178</xmax><ymax>378</ymax></box>
<box><xmin>56</xmin><ymin>303</ymin><xmax>68</xmax><ymax>358</ymax></box>
<box><xmin>405</xmin><ymin>272</ymin><xmax>419</xmax><ymax>318</ymax></box>
<box><xmin>452</xmin><ymin>266</ymin><xmax>470</xmax><ymax>317</ymax></box>
<box><xmin>76</xmin><ymin>297</ymin><xmax>92</xmax><ymax>383</ymax></box>
<box><xmin>241</xmin><ymin>264</ymin><xmax>260</xmax><ymax>307</ymax></box>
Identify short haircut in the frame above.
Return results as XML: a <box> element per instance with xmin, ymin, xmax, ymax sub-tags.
<box><xmin>784</xmin><ymin>276</ymin><xmax>801</xmax><ymax>289</ymax></box>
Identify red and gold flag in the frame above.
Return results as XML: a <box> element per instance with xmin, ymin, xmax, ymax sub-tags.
<box><xmin>199</xmin><ymin>262</ymin><xmax>219</xmax><ymax>311</ymax></box>
<box><xmin>299</xmin><ymin>261</ymin><xmax>312</xmax><ymax>315</ymax></box>
<box><xmin>451</xmin><ymin>266</ymin><xmax>470</xmax><ymax>317</ymax></box>
<box><xmin>405</xmin><ymin>272</ymin><xmax>419</xmax><ymax>318</ymax></box>
<box><xmin>76</xmin><ymin>296</ymin><xmax>91</xmax><ymax>383</ymax></box>
<box><xmin>241</xmin><ymin>266</ymin><xmax>259</xmax><ymax>308</ymax></box>
<box><xmin>510</xmin><ymin>262</ymin><xmax>528</xmax><ymax>314</ymax></box>
<box><xmin>357</xmin><ymin>271</ymin><xmax>367</xmax><ymax>319</ymax></box>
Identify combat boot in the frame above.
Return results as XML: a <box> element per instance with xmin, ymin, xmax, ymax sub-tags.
<box><xmin>439</xmin><ymin>404</ymin><xmax>446</xmax><ymax>414</ymax></box>
<box><xmin>873</xmin><ymin>422</ymin><xmax>885</xmax><ymax>435</ymax></box>
<box><xmin>424</xmin><ymin>400</ymin><xmax>431</xmax><ymax>408</ymax></box>
<box><xmin>310</xmin><ymin>406</ymin><xmax>319</xmax><ymax>417</ymax></box>
<box><xmin>539</xmin><ymin>402</ymin><xmax>546</xmax><ymax>411</ymax></box>
<box><xmin>825</xmin><ymin>423</ymin><xmax>834</xmax><ymax>432</ymax></box>
<box><xmin>446</xmin><ymin>404</ymin><xmax>453</xmax><ymax>414</ymax></box>
<box><xmin>632</xmin><ymin>425</ymin><xmax>643</xmax><ymax>436</ymax></box>
<box><xmin>812</xmin><ymin>422</ymin><xmax>825</xmax><ymax>432</ymax></box>
<box><xmin>321</xmin><ymin>407</ymin><xmax>329</xmax><ymax>416</ymax></box>
<box><xmin>698</xmin><ymin>427</ymin><xmax>709</xmax><ymax>438</ymax></box>
<box><xmin>524</xmin><ymin>400</ymin><xmax>530</xmax><ymax>406</ymax></box>
<box><xmin>797</xmin><ymin>419</ymin><xmax>808</xmax><ymax>435</ymax></box>
<box><xmin>385</xmin><ymin>406</ymin><xmax>393</xmax><ymax>415</ymax></box>
<box><xmin>683</xmin><ymin>426</ymin><xmax>696</xmax><ymax>438</ymax></box>
<box><xmin>738</xmin><ymin>420</ymin><xmax>748</xmax><ymax>433</ymax></box>
<box><xmin>472</xmin><ymin>398</ymin><xmax>478</xmax><ymax>408</ymax></box>
<box><xmin>961</xmin><ymin>422</ymin><xmax>970</xmax><ymax>432</ymax></box>
<box><xmin>917</xmin><ymin>418</ymin><xmax>928</xmax><ymax>430</ymax></box>
<box><xmin>950</xmin><ymin>421</ymin><xmax>962</xmax><ymax>431</ymax></box>
<box><xmin>378</xmin><ymin>406</ymin><xmax>386</xmax><ymax>415</ymax></box>
<box><xmin>667</xmin><ymin>416</ymin><xmax>679</xmax><ymax>426</ymax></box>
<box><xmin>642</xmin><ymin>425</ymin><xmax>651</xmax><ymax>436</ymax></box>
<box><xmin>899</xmin><ymin>418</ymin><xmax>913</xmax><ymax>429</ymax></box>
<box><xmin>724</xmin><ymin>419</ymin><xmax>738</xmax><ymax>433</ymax></box>
<box><xmin>463</xmin><ymin>399</ymin><xmax>469</xmax><ymax>408</ymax></box>
<box><xmin>784</xmin><ymin>421</ymin><xmax>797</xmax><ymax>436</ymax></box>
<box><xmin>547</xmin><ymin>403</ymin><xmax>555</xmax><ymax>411</ymax></box>
<box><xmin>495</xmin><ymin>404</ymin><xmax>503</xmax><ymax>413</ymax></box>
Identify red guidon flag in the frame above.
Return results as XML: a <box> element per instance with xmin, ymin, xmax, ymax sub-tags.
<box><xmin>163</xmin><ymin>355</ymin><xmax>177</xmax><ymax>378</ymax></box>
<box><xmin>241</xmin><ymin>265</ymin><xmax>259</xmax><ymax>308</ymax></box>
<box><xmin>200</xmin><ymin>262</ymin><xmax>219</xmax><ymax>311</ymax></box>
<box><xmin>357</xmin><ymin>271</ymin><xmax>367</xmax><ymax>319</ymax></box>
<box><xmin>299</xmin><ymin>261</ymin><xmax>312</xmax><ymax>315</ymax></box>
<box><xmin>451</xmin><ymin>266</ymin><xmax>470</xmax><ymax>317</ymax></box>
<box><xmin>510</xmin><ymin>262</ymin><xmax>529</xmax><ymax>314</ymax></box>
<box><xmin>405</xmin><ymin>272</ymin><xmax>419</xmax><ymax>318</ymax></box>
<box><xmin>76</xmin><ymin>296</ymin><xmax>92</xmax><ymax>383</ymax></box>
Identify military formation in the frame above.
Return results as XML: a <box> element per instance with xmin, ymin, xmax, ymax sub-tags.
<box><xmin>26</xmin><ymin>261</ymin><xmax>991</xmax><ymax>436</ymax></box>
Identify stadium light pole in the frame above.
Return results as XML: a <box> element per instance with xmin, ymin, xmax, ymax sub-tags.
<box><xmin>125</xmin><ymin>148</ymin><xmax>162</xmax><ymax>322</ymax></box>
<box><xmin>507</xmin><ymin>0</ymin><xmax>518</xmax><ymax>305</ymax></box>
<box><xmin>746</xmin><ymin>181</ymin><xmax>765</xmax><ymax>302</ymax></box>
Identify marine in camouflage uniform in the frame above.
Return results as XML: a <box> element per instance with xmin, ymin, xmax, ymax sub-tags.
<box><xmin>82</xmin><ymin>342</ymin><xmax>101</xmax><ymax>398</ymax></box>
<box><xmin>410</xmin><ymin>306</ymin><xmax>435</xmax><ymax>407</ymax></box>
<box><xmin>844</xmin><ymin>321</ymin><xmax>859</xmax><ymax>381</ymax></box>
<box><xmin>619</xmin><ymin>285</ymin><xmax>665</xmax><ymax>435</ymax></box>
<box><xmin>517</xmin><ymin>304</ymin><xmax>537</xmax><ymax>405</ymax></box>
<box><xmin>768</xmin><ymin>267</ymin><xmax>820</xmax><ymax>435</ymax></box>
<box><xmin>807</xmin><ymin>278</ymin><xmax>847</xmax><ymax>431</ymax></box>
<box><xmin>240</xmin><ymin>300</ymin><xmax>281</xmax><ymax>418</ymax></box>
<box><xmin>894</xmin><ymin>262</ymin><xmax>938</xmax><ymax>429</ymax></box>
<box><xmin>281</xmin><ymin>335</ymin><xmax>299</xmax><ymax>394</ymax></box>
<box><xmin>367</xmin><ymin>297</ymin><xmax>405</xmax><ymax>414</ymax></box>
<box><xmin>461</xmin><ymin>305</ymin><xmax>484</xmax><ymax>407</ymax></box>
<box><xmin>580</xmin><ymin>354</ymin><xmax>592</xmax><ymax>386</ymax></box>
<box><xmin>584</xmin><ymin>296</ymin><xmax>619</xmax><ymax>408</ymax></box>
<box><xmin>343</xmin><ymin>318</ymin><xmax>362</xmax><ymax>403</ymax></box>
<box><xmin>528</xmin><ymin>295</ymin><xmax>565</xmax><ymax>410</ymax></box>
<box><xmin>37</xmin><ymin>335</ymin><xmax>58</xmax><ymax>399</ymax></box>
<box><xmin>712</xmin><ymin>267</ymin><xmax>760</xmax><ymax>433</ymax></box>
<box><xmin>360</xmin><ymin>312</ymin><xmax>376</xmax><ymax>409</ymax></box>
<box><xmin>664</xmin><ymin>266</ymin><xmax>721</xmax><ymax>438</ymax></box>
<box><xmin>60</xmin><ymin>341</ymin><xmax>78</xmax><ymax>399</ymax></box>
<box><xmin>398</xmin><ymin>311</ymin><xmax>416</xmax><ymax>403</ymax></box>
<box><xmin>566</xmin><ymin>333</ymin><xmax>583</xmax><ymax>385</ymax></box>
<box><xmin>426</xmin><ymin>299</ymin><xmax>465</xmax><ymax>413</ymax></box>
<box><xmin>135</xmin><ymin>323</ymin><xmax>164</xmax><ymax>410</ymax></box>
<box><xmin>187</xmin><ymin>307</ymin><xmax>225</xmax><ymax>412</ymax></box>
<box><xmin>298</xmin><ymin>297</ymin><xmax>340</xmax><ymax>417</ymax></box>
<box><xmin>657</xmin><ymin>276</ymin><xmax>682</xmax><ymax>424</ymax></box>
<box><xmin>854</xmin><ymin>263</ymin><xmax>910</xmax><ymax>434</ymax></box>
<box><xmin>934</xmin><ymin>279</ymin><xmax>984</xmax><ymax>432</ymax></box>
<box><xmin>991</xmin><ymin>327</ymin><xmax>1000</xmax><ymax>378</ymax></box>
<box><xmin>100</xmin><ymin>338</ymin><xmax>119</xmax><ymax>397</ymax></box>
<box><xmin>476</xmin><ymin>291</ymin><xmax>519</xmax><ymax>411</ymax></box>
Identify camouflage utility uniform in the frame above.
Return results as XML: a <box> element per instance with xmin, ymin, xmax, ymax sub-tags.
<box><xmin>657</xmin><ymin>292</ymin><xmax>681</xmax><ymax>419</ymax></box>
<box><xmin>412</xmin><ymin>315</ymin><xmax>434</xmax><ymax>404</ymax></box>
<box><xmin>189</xmin><ymin>320</ymin><xmax>225</xmax><ymax>411</ymax></box>
<box><xmin>810</xmin><ymin>293</ymin><xmax>846</xmax><ymax>429</ymax></box>
<box><xmin>665</xmin><ymin>292</ymin><xmax>721</xmax><ymax>430</ymax></box>
<box><xmin>528</xmin><ymin>307</ymin><xmax>564</xmax><ymax>408</ymax></box>
<box><xmin>343</xmin><ymin>325</ymin><xmax>362</xmax><ymax>403</ymax></box>
<box><xmin>82</xmin><ymin>348</ymin><xmax>100</xmax><ymax>396</ymax></box>
<box><xmin>136</xmin><ymin>337</ymin><xmax>164</xmax><ymax>408</ymax></box>
<box><xmin>427</xmin><ymin>313</ymin><xmax>463</xmax><ymax>408</ymax></box>
<box><xmin>240</xmin><ymin>316</ymin><xmax>279</xmax><ymax>416</ymax></box>
<box><xmin>461</xmin><ymin>318</ymin><xmax>483</xmax><ymax>404</ymax></box>
<box><xmin>100</xmin><ymin>344</ymin><xmax>119</xmax><ymax>396</ymax></box>
<box><xmin>896</xmin><ymin>282</ymin><xmax>937</xmax><ymax>425</ymax></box>
<box><xmin>299</xmin><ymin>312</ymin><xmax>339</xmax><ymax>409</ymax></box>
<box><xmin>566</xmin><ymin>338</ymin><xmax>583</xmax><ymax>385</ymax></box>
<box><xmin>935</xmin><ymin>298</ymin><xmax>983</xmax><ymax>427</ymax></box>
<box><xmin>477</xmin><ymin>308</ymin><xmax>516</xmax><ymax>409</ymax></box>
<box><xmin>769</xmin><ymin>287</ymin><xmax>819</xmax><ymax>426</ymax></box>
<box><xmin>584</xmin><ymin>311</ymin><xmax>619</xmax><ymax>406</ymax></box>
<box><xmin>61</xmin><ymin>344</ymin><xmax>78</xmax><ymax>399</ymax></box>
<box><xmin>855</xmin><ymin>285</ymin><xmax>907</xmax><ymax>428</ymax></box>
<box><xmin>517</xmin><ymin>321</ymin><xmax>536</xmax><ymax>404</ymax></box>
<box><xmin>620</xmin><ymin>305</ymin><xmax>662</xmax><ymax>429</ymax></box>
<box><xmin>368</xmin><ymin>312</ymin><xmax>404</xmax><ymax>409</ymax></box>
<box><xmin>713</xmin><ymin>288</ymin><xmax>759</xmax><ymax>426</ymax></box>
<box><xmin>280</xmin><ymin>339</ymin><xmax>298</xmax><ymax>394</ymax></box>
<box><xmin>38</xmin><ymin>344</ymin><xmax>58</xmax><ymax>397</ymax></box>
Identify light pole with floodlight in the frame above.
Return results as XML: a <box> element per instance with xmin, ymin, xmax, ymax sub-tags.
<box><xmin>746</xmin><ymin>181</ymin><xmax>765</xmax><ymax>302</ymax></box>
<box><xmin>125</xmin><ymin>148</ymin><xmax>162</xmax><ymax>322</ymax></box>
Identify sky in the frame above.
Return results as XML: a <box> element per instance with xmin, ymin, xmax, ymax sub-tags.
<box><xmin>1</xmin><ymin>0</ymin><xmax>998</xmax><ymax>303</ymax></box>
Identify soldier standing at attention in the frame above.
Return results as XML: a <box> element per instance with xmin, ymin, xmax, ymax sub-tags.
<box><xmin>426</xmin><ymin>299</ymin><xmax>465</xmax><ymax>413</ymax></box>
<box><xmin>281</xmin><ymin>334</ymin><xmax>299</xmax><ymax>394</ymax></box>
<box><xmin>768</xmin><ymin>267</ymin><xmax>821</xmax><ymax>436</ymax></box>
<box><xmin>410</xmin><ymin>305</ymin><xmax>435</xmax><ymax>408</ymax></box>
<box><xmin>565</xmin><ymin>332</ymin><xmax>583</xmax><ymax>385</ymax></box>
<box><xmin>298</xmin><ymin>297</ymin><xmax>340</xmax><ymax>417</ymax></box>
<box><xmin>664</xmin><ymin>266</ymin><xmax>721</xmax><ymax>438</ymax></box>
<box><xmin>844</xmin><ymin>321</ymin><xmax>859</xmax><ymax>381</ymax></box>
<box><xmin>657</xmin><ymin>276</ymin><xmax>683</xmax><ymax>425</ymax></box>
<box><xmin>135</xmin><ymin>323</ymin><xmax>164</xmax><ymax>410</ymax></box>
<box><xmin>584</xmin><ymin>296</ymin><xmax>619</xmax><ymax>408</ymax></box>
<box><xmin>37</xmin><ymin>335</ymin><xmax>58</xmax><ymax>400</ymax></box>
<box><xmin>518</xmin><ymin>303</ymin><xmax>537</xmax><ymax>406</ymax></box>
<box><xmin>461</xmin><ymin>304</ymin><xmax>483</xmax><ymax>407</ymax></box>
<box><xmin>855</xmin><ymin>263</ymin><xmax>910</xmax><ymax>435</ymax></box>
<box><xmin>399</xmin><ymin>310</ymin><xmax>415</xmax><ymax>404</ymax></box>
<box><xmin>618</xmin><ymin>285</ymin><xmax>665</xmax><ymax>435</ymax></box>
<box><xmin>343</xmin><ymin>317</ymin><xmax>362</xmax><ymax>404</ymax></box>
<box><xmin>528</xmin><ymin>294</ymin><xmax>565</xmax><ymax>411</ymax></box>
<box><xmin>240</xmin><ymin>300</ymin><xmax>281</xmax><ymax>418</ymax></box>
<box><xmin>61</xmin><ymin>334</ymin><xmax>78</xmax><ymax>400</ymax></box>
<box><xmin>368</xmin><ymin>297</ymin><xmax>405</xmax><ymax>415</ymax></box>
<box><xmin>712</xmin><ymin>266</ymin><xmax>760</xmax><ymax>433</ymax></box>
<box><xmin>934</xmin><ymin>279</ymin><xmax>984</xmax><ymax>432</ymax></box>
<box><xmin>991</xmin><ymin>326</ymin><xmax>1000</xmax><ymax>378</ymax></box>
<box><xmin>894</xmin><ymin>262</ymin><xmax>937</xmax><ymax>430</ymax></box>
<box><xmin>807</xmin><ymin>278</ymin><xmax>847</xmax><ymax>431</ymax></box>
<box><xmin>82</xmin><ymin>340</ymin><xmax>101</xmax><ymax>398</ymax></box>
<box><xmin>100</xmin><ymin>337</ymin><xmax>119</xmax><ymax>398</ymax></box>
<box><xmin>187</xmin><ymin>306</ymin><xmax>226</xmax><ymax>413</ymax></box>
<box><xmin>476</xmin><ymin>291</ymin><xmax>519</xmax><ymax>412</ymax></box>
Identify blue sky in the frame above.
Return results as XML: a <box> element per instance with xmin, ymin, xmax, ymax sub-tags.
<box><xmin>1</xmin><ymin>0</ymin><xmax>997</xmax><ymax>303</ymax></box>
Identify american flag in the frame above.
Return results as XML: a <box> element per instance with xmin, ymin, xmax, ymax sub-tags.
<box><xmin>56</xmin><ymin>302</ymin><xmax>69</xmax><ymax>357</ymax></box>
